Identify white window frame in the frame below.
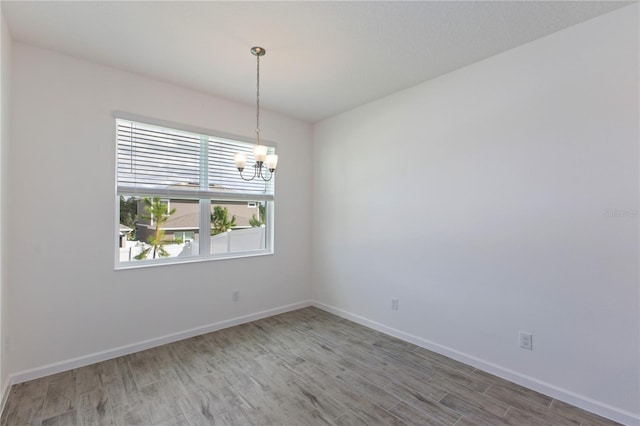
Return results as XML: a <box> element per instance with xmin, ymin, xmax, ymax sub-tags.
<box><xmin>114</xmin><ymin>113</ymin><xmax>276</xmax><ymax>269</ymax></box>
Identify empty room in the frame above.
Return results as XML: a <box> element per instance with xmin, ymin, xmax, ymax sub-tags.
<box><xmin>0</xmin><ymin>1</ymin><xmax>638</xmax><ymax>425</ymax></box>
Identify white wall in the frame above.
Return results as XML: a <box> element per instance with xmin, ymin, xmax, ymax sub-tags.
<box><xmin>0</xmin><ymin>10</ymin><xmax>11</xmax><ymax>401</ymax></box>
<box><xmin>312</xmin><ymin>5</ymin><xmax>639</xmax><ymax>424</ymax></box>
<box><xmin>8</xmin><ymin>43</ymin><xmax>312</xmax><ymax>376</ymax></box>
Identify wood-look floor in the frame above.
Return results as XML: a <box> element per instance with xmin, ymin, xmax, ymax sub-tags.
<box><xmin>1</xmin><ymin>307</ymin><xmax>620</xmax><ymax>426</ymax></box>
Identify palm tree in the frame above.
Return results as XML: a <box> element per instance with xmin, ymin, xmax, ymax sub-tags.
<box><xmin>211</xmin><ymin>206</ymin><xmax>236</xmax><ymax>235</ymax></box>
<box><xmin>119</xmin><ymin>196</ymin><xmax>138</xmax><ymax>240</ymax></box>
<box><xmin>135</xmin><ymin>197</ymin><xmax>176</xmax><ymax>260</ymax></box>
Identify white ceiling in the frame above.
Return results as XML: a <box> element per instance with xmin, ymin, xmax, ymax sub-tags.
<box><xmin>1</xmin><ymin>1</ymin><xmax>633</xmax><ymax>123</ymax></box>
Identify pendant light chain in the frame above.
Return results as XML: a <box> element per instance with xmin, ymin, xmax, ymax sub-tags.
<box><xmin>256</xmin><ymin>52</ymin><xmax>261</xmax><ymax>145</ymax></box>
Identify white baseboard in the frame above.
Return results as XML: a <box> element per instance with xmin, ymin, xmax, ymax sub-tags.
<box><xmin>9</xmin><ymin>300</ymin><xmax>312</xmax><ymax>386</ymax></box>
<box><xmin>0</xmin><ymin>377</ymin><xmax>10</xmax><ymax>416</ymax></box>
<box><xmin>311</xmin><ymin>301</ymin><xmax>639</xmax><ymax>426</ymax></box>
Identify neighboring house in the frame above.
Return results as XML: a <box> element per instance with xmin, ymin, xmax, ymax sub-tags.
<box><xmin>135</xmin><ymin>198</ymin><xmax>262</xmax><ymax>243</ymax></box>
<box><xmin>118</xmin><ymin>224</ymin><xmax>132</xmax><ymax>248</ymax></box>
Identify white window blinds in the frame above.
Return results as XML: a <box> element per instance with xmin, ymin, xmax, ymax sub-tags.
<box><xmin>116</xmin><ymin>119</ymin><xmax>274</xmax><ymax>200</ymax></box>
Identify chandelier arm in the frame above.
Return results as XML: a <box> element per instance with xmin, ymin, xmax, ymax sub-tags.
<box><xmin>260</xmin><ymin>166</ymin><xmax>274</xmax><ymax>182</ymax></box>
<box><xmin>238</xmin><ymin>166</ymin><xmax>258</xmax><ymax>181</ymax></box>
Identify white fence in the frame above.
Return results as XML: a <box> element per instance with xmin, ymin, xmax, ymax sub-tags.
<box><xmin>119</xmin><ymin>226</ymin><xmax>265</xmax><ymax>262</ymax></box>
<box><xmin>210</xmin><ymin>226</ymin><xmax>265</xmax><ymax>254</ymax></box>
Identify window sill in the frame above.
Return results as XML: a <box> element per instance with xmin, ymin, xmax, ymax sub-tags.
<box><xmin>114</xmin><ymin>249</ymin><xmax>274</xmax><ymax>271</ymax></box>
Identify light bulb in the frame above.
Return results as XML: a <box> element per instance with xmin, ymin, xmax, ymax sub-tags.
<box><xmin>265</xmin><ymin>154</ymin><xmax>278</xmax><ymax>171</ymax></box>
<box><xmin>253</xmin><ymin>145</ymin><xmax>268</xmax><ymax>162</ymax></box>
<box><xmin>234</xmin><ymin>153</ymin><xmax>247</xmax><ymax>170</ymax></box>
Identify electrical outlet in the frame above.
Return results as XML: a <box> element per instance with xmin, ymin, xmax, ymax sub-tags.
<box><xmin>391</xmin><ymin>299</ymin><xmax>399</xmax><ymax>311</ymax></box>
<box><xmin>519</xmin><ymin>331</ymin><xmax>533</xmax><ymax>350</ymax></box>
<box><xmin>232</xmin><ymin>290</ymin><xmax>240</xmax><ymax>302</ymax></box>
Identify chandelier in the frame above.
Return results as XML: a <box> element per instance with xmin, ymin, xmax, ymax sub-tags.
<box><xmin>234</xmin><ymin>46</ymin><xmax>278</xmax><ymax>181</ymax></box>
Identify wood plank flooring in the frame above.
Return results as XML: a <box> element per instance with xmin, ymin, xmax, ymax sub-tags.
<box><xmin>0</xmin><ymin>307</ymin><xmax>621</xmax><ymax>426</ymax></box>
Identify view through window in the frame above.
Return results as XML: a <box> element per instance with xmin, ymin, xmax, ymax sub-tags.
<box><xmin>116</xmin><ymin>118</ymin><xmax>275</xmax><ymax>267</ymax></box>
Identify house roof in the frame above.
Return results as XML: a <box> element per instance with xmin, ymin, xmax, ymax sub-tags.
<box><xmin>119</xmin><ymin>224</ymin><xmax>132</xmax><ymax>233</ymax></box>
<box><xmin>163</xmin><ymin>212</ymin><xmax>200</xmax><ymax>231</ymax></box>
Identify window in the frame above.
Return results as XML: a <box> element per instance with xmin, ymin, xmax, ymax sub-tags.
<box><xmin>173</xmin><ymin>231</ymin><xmax>195</xmax><ymax>242</ymax></box>
<box><xmin>116</xmin><ymin>117</ymin><xmax>275</xmax><ymax>268</ymax></box>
